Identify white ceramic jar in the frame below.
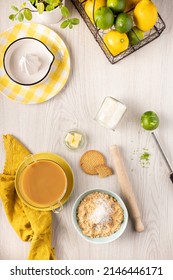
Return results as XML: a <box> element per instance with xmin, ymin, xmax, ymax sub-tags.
<box><xmin>27</xmin><ymin>0</ymin><xmax>65</xmax><ymax>24</ymax></box>
<box><xmin>94</xmin><ymin>96</ymin><xmax>127</xmax><ymax>131</ymax></box>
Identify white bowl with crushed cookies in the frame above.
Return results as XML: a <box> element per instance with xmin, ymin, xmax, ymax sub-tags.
<box><xmin>72</xmin><ymin>189</ymin><xmax>128</xmax><ymax>244</ymax></box>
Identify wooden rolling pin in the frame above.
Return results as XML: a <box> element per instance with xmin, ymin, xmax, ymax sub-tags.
<box><xmin>110</xmin><ymin>145</ymin><xmax>144</xmax><ymax>233</ymax></box>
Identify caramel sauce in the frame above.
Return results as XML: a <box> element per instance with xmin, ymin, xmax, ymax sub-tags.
<box><xmin>20</xmin><ymin>160</ymin><xmax>67</xmax><ymax>207</ymax></box>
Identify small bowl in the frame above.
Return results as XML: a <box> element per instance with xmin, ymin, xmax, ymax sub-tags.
<box><xmin>64</xmin><ymin>129</ymin><xmax>87</xmax><ymax>151</ymax></box>
<box><xmin>72</xmin><ymin>188</ymin><xmax>128</xmax><ymax>244</ymax></box>
<box><xmin>3</xmin><ymin>37</ymin><xmax>55</xmax><ymax>86</ymax></box>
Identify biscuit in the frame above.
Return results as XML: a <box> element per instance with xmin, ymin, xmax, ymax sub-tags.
<box><xmin>95</xmin><ymin>164</ymin><xmax>113</xmax><ymax>178</ymax></box>
<box><xmin>80</xmin><ymin>150</ymin><xmax>105</xmax><ymax>175</ymax></box>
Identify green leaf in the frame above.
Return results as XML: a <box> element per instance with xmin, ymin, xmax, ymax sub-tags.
<box><xmin>18</xmin><ymin>12</ymin><xmax>24</xmax><ymax>22</ymax></box>
<box><xmin>60</xmin><ymin>6</ymin><xmax>70</xmax><ymax>18</ymax></box>
<box><xmin>60</xmin><ymin>19</ymin><xmax>69</xmax><ymax>29</ymax></box>
<box><xmin>20</xmin><ymin>2</ymin><xmax>26</xmax><ymax>9</ymax></box>
<box><xmin>11</xmin><ymin>5</ymin><xmax>19</xmax><ymax>12</ymax></box>
<box><xmin>49</xmin><ymin>0</ymin><xmax>61</xmax><ymax>7</ymax></box>
<box><xmin>46</xmin><ymin>5</ymin><xmax>54</xmax><ymax>11</ymax></box>
<box><xmin>24</xmin><ymin>9</ymin><xmax>32</xmax><ymax>20</ymax></box>
<box><xmin>70</xmin><ymin>18</ymin><xmax>80</xmax><ymax>25</ymax></box>
<box><xmin>53</xmin><ymin>0</ymin><xmax>62</xmax><ymax>7</ymax></box>
<box><xmin>36</xmin><ymin>2</ymin><xmax>45</xmax><ymax>14</ymax></box>
<box><xmin>44</xmin><ymin>0</ymin><xmax>51</xmax><ymax>4</ymax></box>
<box><xmin>69</xmin><ymin>23</ymin><xmax>73</xmax><ymax>29</ymax></box>
<box><xmin>9</xmin><ymin>14</ymin><xmax>16</xmax><ymax>21</ymax></box>
<box><xmin>29</xmin><ymin>0</ymin><xmax>36</xmax><ymax>5</ymax></box>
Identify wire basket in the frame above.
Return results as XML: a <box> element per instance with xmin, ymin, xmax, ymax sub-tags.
<box><xmin>71</xmin><ymin>0</ymin><xmax>166</xmax><ymax>64</ymax></box>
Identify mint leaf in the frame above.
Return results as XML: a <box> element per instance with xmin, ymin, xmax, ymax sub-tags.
<box><xmin>49</xmin><ymin>0</ymin><xmax>60</xmax><ymax>7</ymax></box>
<box><xmin>24</xmin><ymin>9</ymin><xmax>32</xmax><ymax>20</ymax></box>
<box><xmin>60</xmin><ymin>19</ymin><xmax>69</xmax><ymax>29</ymax></box>
<box><xmin>70</xmin><ymin>18</ymin><xmax>80</xmax><ymax>25</ymax></box>
<box><xmin>20</xmin><ymin>2</ymin><xmax>26</xmax><ymax>9</ymax></box>
<box><xmin>18</xmin><ymin>12</ymin><xmax>24</xmax><ymax>22</ymax></box>
<box><xmin>69</xmin><ymin>22</ymin><xmax>73</xmax><ymax>29</ymax></box>
<box><xmin>9</xmin><ymin>14</ymin><xmax>16</xmax><ymax>21</ymax></box>
<box><xmin>11</xmin><ymin>5</ymin><xmax>19</xmax><ymax>12</ymax></box>
<box><xmin>36</xmin><ymin>2</ymin><xmax>45</xmax><ymax>14</ymax></box>
<box><xmin>46</xmin><ymin>5</ymin><xmax>54</xmax><ymax>11</ymax></box>
<box><xmin>61</xmin><ymin>6</ymin><xmax>70</xmax><ymax>18</ymax></box>
<box><xmin>29</xmin><ymin>0</ymin><xmax>35</xmax><ymax>4</ymax></box>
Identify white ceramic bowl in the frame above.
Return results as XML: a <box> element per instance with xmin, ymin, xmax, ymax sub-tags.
<box><xmin>3</xmin><ymin>37</ymin><xmax>54</xmax><ymax>86</ymax></box>
<box><xmin>27</xmin><ymin>0</ymin><xmax>65</xmax><ymax>24</ymax></box>
<box><xmin>72</xmin><ymin>188</ymin><xmax>128</xmax><ymax>244</ymax></box>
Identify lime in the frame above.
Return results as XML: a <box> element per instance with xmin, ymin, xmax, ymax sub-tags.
<box><xmin>107</xmin><ymin>0</ymin><xmax>126</xmax><ymax>14</ymax></box>
<box><xmin>115</xmin><ymin>13</ymin><xmax>133</xmax><ymax>33</ymax></box>
<box><xmin>127</xmin><ymin>26</ymin><xmax>144</xmax><ymax>45</ymax></box>
<box><xmin>103</xmin><ymin>30</ymin><xmax>129</xmax><ymax>55</ymax></box>
<box><xmin>141</xmin><ymin>111</ymin><xmax>159</xmax><ymax>131</ymax></box>
<box><xmin>94</xmin><ymin>7</ymin><xmax>115</xmax><ymax>30</ymax></box>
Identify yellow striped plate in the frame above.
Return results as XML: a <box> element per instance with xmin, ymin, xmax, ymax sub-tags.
<box><xmin>0</xmin><ymin>23</ymin><xmax>70</xmax><ymax>104</ymax></box>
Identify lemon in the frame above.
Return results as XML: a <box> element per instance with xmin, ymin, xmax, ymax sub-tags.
<box><xmin>84</xmin><ymin>0</ymin><xmax>106</xmax><ymax>23</ymax></box>
<box><xmin>103</xmin><ymin>30</ymin><xmax>129</xmax><ymax>56</ymax></box>
<box><xmin>125</xmin><ymin>0</ymin><xmax>141</xmax><ymax>12</ymax></box>
<box><xmin>133</xmin><ymin>0</ymin><xmax>158</xmax><ymax>31</ymax></box>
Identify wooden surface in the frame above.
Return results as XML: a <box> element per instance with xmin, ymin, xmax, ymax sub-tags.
<box><xmin>0</xmin><ymin>0</ymin><xmax>173</xmax><ymax>260</ymax></box>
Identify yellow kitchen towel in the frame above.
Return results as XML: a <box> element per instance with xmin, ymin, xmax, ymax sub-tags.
<box><xmin>0</xmin><ymin>135</ymin><xmax>56</xmax><ymax>260</ymax></box>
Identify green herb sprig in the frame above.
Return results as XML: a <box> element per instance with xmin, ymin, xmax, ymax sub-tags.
<box><xmin>9</xmin><ymin>0</ymin><xmax>79</xmax><ymax>29</ymax></box>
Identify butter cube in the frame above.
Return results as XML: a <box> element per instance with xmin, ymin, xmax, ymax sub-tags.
<box><xmin>70</xmin><ymin>140</ymin><xmax>80</xmax><ymax>148</ymax></box>
<box><xmin>74</xmin><ymin>133</ymin><xmax>82</xmax><ymax>142</ymax></box>
<box><xmin>65</xmin><ymin>133</ymin><xmax>74</xmax><ymax>144</ymax></box>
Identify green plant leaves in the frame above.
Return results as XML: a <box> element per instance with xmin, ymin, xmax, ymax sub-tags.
<box><xmin>29</xmin><ymin>0</ymin><xmax>36</xmax><ymax>5</ymax></box>
<box><xmin>36</xmin><ymin>2</ymin><xmax>45</xmax><ymax>14</ymax></box>
<box><xmin>48</xmin><ymin>0</ymin><xmax>62</xmax><ymax>7</ymax></box>
<box><xmin>9</xmin><ymin>1</ymin><xmax>80</xmax><ymax>30</ymax></box>
<box><xmin>70</xmin><ymin>18</ymin><xmax>80</xmax><ymax>25</ymax></box>
<box><xmin>60</xmin><ymin>5</ymin><xmax>79</xmax><ymax>28</ymax></box>
<box><xmin>18</xmin><ymin>12</ymin><xmax>24</xmax><ymax>22</ymax></box>
<box><xmin>60</xmin><ymin>20</ymin><xmax>69</xmax><ymax>29</ymax></box>
<box><xmin>61</xmin><ymin>6</ymin><xmax>70</xmax><ymax>18</ymax></box>
<box><xmin>9</xmin><ymin>14</ymin><xmax>16</xmax><ymax>21</ymax></box>
<box><xmin>9</xmin><ymin>6</ymin><xmax>32</xmax><ymax>22</ymax></box>
<box><xmin>46</xmin><ymin>5</ymin><xmax>54</xmax><ymax>11</ymax></box>
<box><xmin>60</xmin><ymin>18</ymin><xmax>80</xmax><ymax>29</ymax></box>
<box><xmin>20</xmin><ymin>2</ymin><xmax>26</xmax><ymax>9</ymax></box>
<box><xmin>24</xmin><ymin>9</ymin><xmax>32</xmax><ymax>20</ymax></box>
<box><xmin>11</xmin><ymin>5</ymin><xmax>19</xmax><ymax>12</ymax></box>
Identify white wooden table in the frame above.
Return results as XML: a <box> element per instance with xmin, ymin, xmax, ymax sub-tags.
<box><xmin>0</xmin><ymin>0</ymin><xmax>173</xmax><ymax>260</ymax></box>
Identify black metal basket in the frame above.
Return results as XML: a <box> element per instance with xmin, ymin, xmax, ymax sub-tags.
<box><xmin>71</xmin><ymin>0</ymin><xmax>166</xmax><ymax>64</ymax></box>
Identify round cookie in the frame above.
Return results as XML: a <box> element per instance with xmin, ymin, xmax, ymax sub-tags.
<box><xmin>80</xmin><ymin>150</ymin><xmax>105</xmax><ymax>175</ymax></box>
<box><xmin>95</xmin><ymin>164</ymin><xmax>113</xmax><ymax>178</ymax></box>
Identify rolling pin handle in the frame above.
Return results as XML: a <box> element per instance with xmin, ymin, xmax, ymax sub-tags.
<box><xmin>134</xmin><ymin>217</ymin><xmax>145</xmax><ymax>233</ymax></box>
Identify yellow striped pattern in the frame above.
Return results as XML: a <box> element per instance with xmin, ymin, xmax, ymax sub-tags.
<box><xmin>0</xmin><ymin>23</ymin><xmax>70</xmax><ymax>104</ymax></box>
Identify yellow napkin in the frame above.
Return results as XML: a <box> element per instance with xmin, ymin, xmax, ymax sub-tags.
<box><xmin>0</xmin><ymin>135</ymin><xmax>56</xmax><ymax>260</ymax></box>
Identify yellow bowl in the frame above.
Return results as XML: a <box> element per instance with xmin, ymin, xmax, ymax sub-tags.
<box><xmin>15</xmin><ymin>153</ymin><xmax>74</xmax><ymax>211</ymax></box>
